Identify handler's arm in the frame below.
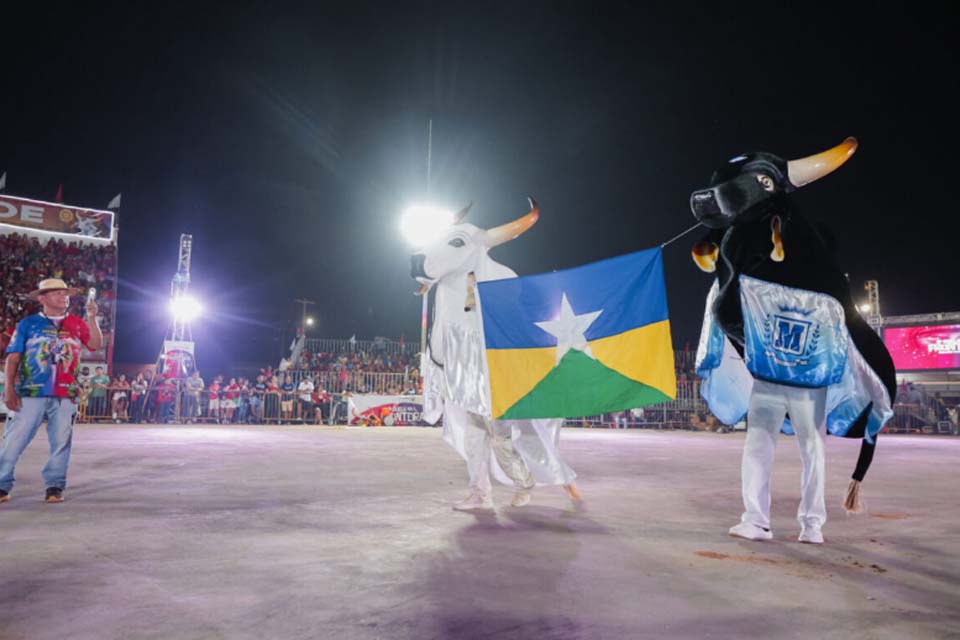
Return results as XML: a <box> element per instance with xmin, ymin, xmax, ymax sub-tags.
<box><xmin>3</xmin><ymin>353</ymin><xmax>22</xmax><ymax>412</ymax></box>
<box><xmin>85</xmin><ymin>299</ymin><xmax>103</xmax><ymax>351</ymax></box>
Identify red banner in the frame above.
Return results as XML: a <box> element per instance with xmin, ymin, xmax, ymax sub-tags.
<box><xmin>0</xmin><ymin>194</ymin><xmax>114</xmax><ymax>240</ymax></box>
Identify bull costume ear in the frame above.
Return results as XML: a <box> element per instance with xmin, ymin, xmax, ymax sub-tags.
<box><xmin>770</xmin><ymin>215</ymin><xmax>785</xmax><ymax>262</ymax></box>
<box><xmin>485</xmin><ymin>197</ymin><xmax>540</xmax><ymax>247</ymax></box>
<box><xmin>691</xmin><ymin>240</ymin><xmax>720</xmax><ymax>273</ymax></box>
<box><xmin>787</xmin><ymin>137</ymin><xmax>858</xmax><ymax>188</ymax></box>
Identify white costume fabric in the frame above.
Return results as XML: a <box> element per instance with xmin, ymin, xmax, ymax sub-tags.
<box><xmin>416</xmin><ymin>215</ymin><xmax>577</xmax><ymax>499</ymax></box>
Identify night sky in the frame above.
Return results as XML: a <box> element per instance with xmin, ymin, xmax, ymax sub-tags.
<box><xmin>3</xmin><ymin>2</ymin><xmax>958</xmax><ymax>372</ymax></box>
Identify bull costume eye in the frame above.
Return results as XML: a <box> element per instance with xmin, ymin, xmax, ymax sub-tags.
<box><xmin>757</xmin><ymin>174</ymin><xmax>775</xmax><ymax>192</ymax></box>
<box><xmin>448</xmin><ymin>238</ymin><xmax>466</xmax><ymax>248</ymax></box>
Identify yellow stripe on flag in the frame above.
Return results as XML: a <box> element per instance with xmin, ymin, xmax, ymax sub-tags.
<box><xmin>589</xmin><ymin>319</ymin><xmax>677</xmax><ymax>399</ymax></box>
<box><xmin>486</xmin><ymin>346</ymin><xmax>557</xmax><ymax>418</ymax></box>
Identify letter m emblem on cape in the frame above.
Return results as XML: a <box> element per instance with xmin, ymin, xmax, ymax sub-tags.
<box><xmin>772</xmin><ymin>315</ymin><xmax>812</xmax><ymax>355</ymax></box>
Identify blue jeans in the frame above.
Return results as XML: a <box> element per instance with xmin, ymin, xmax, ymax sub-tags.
<box><xmin>0</xmin><ymin>397</ymin><xmax>78</xmax><ymax>492</ymax></box>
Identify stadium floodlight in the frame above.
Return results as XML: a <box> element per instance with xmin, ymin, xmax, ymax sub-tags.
<box><xmin>169</xmin><ymin>295</ymin><xmax>202</xmax><ymax>322</ymax></box>
<box><xmin>399</xmin><ymin>204</ymin><xmax>454</xmax><ymax>247</ymax></box>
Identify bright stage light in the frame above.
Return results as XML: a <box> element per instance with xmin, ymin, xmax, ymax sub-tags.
<box><xmin>170</xmin><ymin>295</ymin><xmax>202</xmax><ymax>321</ymax></box>
<box><xmin>858</xmin><ymin>303</ymin><xmax>872</xmax><ymax>313</ymax></box>
<box><xmin>305</xmin><ymin>316</ymin><xmax>315</xmax><ymax>326</ymax></box>
<box><xmin>399</xmin><ymin>204</ymin><xmax>454</xmax><ymax>247</ymax></box>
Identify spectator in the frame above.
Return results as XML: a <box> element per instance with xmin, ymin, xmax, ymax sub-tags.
<box><xmin>238</xmin><ymin>378</ymin><xmax>252</xmax><ymax>424</ymax></box>
<box><xmin>206</xmin><ymin>375</ymin><xmax>221</xmax><ymax>423</ymax></box>
<box><xmin>157</xmin><ymin>377</ymin><xmax>176</xmax><ymax>422</ymax></box>
<box><xmin>184</xmin><ymin>370</ymin><xmax>204</xmax><ymax>424</ymax></box>
<box><xmin>265</xmin><ymin>375</ymin><xmax>281</xmax><ymax>422</ymax></box>
<box><xmin>251</xmin><ymin>374</ymin><xmax>267</xmax><ymax>423</ymax></box>
<box><xmin>223</xmin><ymin>377</ymin><xmax>240</xmax><ymax>424</ymax></box>
<box><xmin>297</xmin><ymin>376</ymin><xmax>314</xmax><ymax>423</ymax></box>
<box><xmin>130</xmin><ymin>372</ymin><xmax>148</xmax><ymax>423</ymax></box>
<box><xmin>280</xmin><ymin>374</ymin><xmax>295</xmax><ymax>422</ymax></box>
<box><xmin>111</xmin><ymin>373</ymin><xmax>130</xmax><ymax>422</ymax></box>
<box><xmin>89</xmin><ymin>366</ymin><xmax>110</xmax><ymax>420</ymax></box>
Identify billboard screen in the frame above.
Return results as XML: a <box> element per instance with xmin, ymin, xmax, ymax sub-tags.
<box><xmin>884</xmin><ymin>324</ymin><xmax>960</xmax><ymax>371</ymax></box>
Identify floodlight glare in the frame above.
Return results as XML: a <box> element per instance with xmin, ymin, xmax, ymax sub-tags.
<box><xmin>858</xmin><ymin>303</ymin><xmax>872</xmax><ymax>313</ymax></box>
<box><xmin>170</xmin><ymin>295</ymin><xmax>202</xmax><ymax>321</ymax></box>
<box><xmin>400</xmin><ymin>204</ymin><xmax>454</xmax><ymax>247</ymax></box>
<box><xmin>305</xmin><ymin>316</ymin><xmax>315</xmax><ymax>326</ymax></box>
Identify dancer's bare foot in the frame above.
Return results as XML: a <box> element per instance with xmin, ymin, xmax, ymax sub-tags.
<box><xmin>510</xmin><ymin>490</ymin><xmax>531</xmax><ymax>507</ymax></box>
<box><xmin>563</xmin><ymin>483</ymin><xmax>583</xmax><ymax>502</ymax></box>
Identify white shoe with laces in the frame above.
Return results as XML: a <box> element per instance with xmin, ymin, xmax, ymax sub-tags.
<box><xmin>728</xmin><ymin>521</ymin><xmax>773</xmax><ymax>541</ymax></box>
<box><xmin>798</xmin><ymin>524</ymin><xmax>824</xmax><ymax>544</ymax></box>
<box><xmin>452</xmin><ymin>492</ymin><xmax>494</xmax><ymax>511</ymax></box>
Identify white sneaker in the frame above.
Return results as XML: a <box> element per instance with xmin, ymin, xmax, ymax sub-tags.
<box><xmin>452</xmin><ymin>492</ymin><xmax>493</xmax><ymax>511</ymax></box>
<box><xmin>728</xmin><ymin>522</ymin><xmax>773</xmax><ymax>541</ymax></box>
<box><xmin>510</xmin><ymin>490</ymin><xmax>531</xmax><ymax>507</ymax></box>
<box><xmin>798</xmin><ymin>525</ymin><xmax>824</xmax><ymax>544</ymax></box>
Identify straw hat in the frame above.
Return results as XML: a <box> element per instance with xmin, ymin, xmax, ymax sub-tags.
<box><xmin>27</xmin><ymin>278</ymin><xmax>81</xmax><ymax>300</ymax></box>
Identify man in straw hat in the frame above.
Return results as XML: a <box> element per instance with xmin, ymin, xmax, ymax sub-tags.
<box><xmin>1</xmin><ymin>278</ymin><xmax>102</xmax><ymax>504</ymax></box>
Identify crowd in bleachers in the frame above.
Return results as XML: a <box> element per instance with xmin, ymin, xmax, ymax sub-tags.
<box><xmin>0</xmin><ymin>232</ymin><xmax>117</xmax><ymax>348</ymax></box>
<box><xmin>294</xmin><ymin>348</ymin><xmax>418</xmax><ymax>374</ymax></box>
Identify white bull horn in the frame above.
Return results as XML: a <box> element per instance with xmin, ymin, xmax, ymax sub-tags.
<box><xmin>787</xmin><ymin>137</ymin><xmax>858</xmax><ymax>188</ymax></box>
<box><xmin>485</xmin><ymin>197</ymin><xmax>540</xmax><ymax>247</ymax></box>
<box><xmin>453</xmin><ymin>202</ymin><xmax>473</xmax><ymax>224</ymax></box>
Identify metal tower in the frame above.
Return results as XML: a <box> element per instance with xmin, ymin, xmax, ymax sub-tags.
<box><xmin>863</xmin><ymin>280</ymin><xmax>882</xmax><ymax>331</ymax></box>
<box><xmin>170</xmin><ymin>233</ymin><xmax>193</xmax><ymax>341</ymax></box>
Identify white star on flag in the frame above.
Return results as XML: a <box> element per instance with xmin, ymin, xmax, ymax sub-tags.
<box><xmin>535</xmin><ymin>292</ymin><xmax>603</xmax><ymax>366</ymax></box>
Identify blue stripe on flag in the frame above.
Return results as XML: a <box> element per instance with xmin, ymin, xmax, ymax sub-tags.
<box><xmin>478</xmin><ymin>247</ymin><xmax>668</xmax><ymax>350</ymax></box>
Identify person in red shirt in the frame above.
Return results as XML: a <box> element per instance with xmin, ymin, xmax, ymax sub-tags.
<box><xmin>223</xmin><ymin>377</ymin><xmax>240</xmax><ymax>424</ymax></box>
<box><xmin>207</xmin><ymin>376</ymin><xmax>222</xmax><ymax>423</ymax></box>
<box><xmin>157</xmin><ymin>378</ymin><xmax>176</xmax><ymax>423</ymax></box>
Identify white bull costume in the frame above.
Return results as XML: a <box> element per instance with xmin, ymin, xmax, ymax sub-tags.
<box><xmin>410</xmin><ymin>199</ymin><xmax>581</xmax><ymax>510</ymax></box>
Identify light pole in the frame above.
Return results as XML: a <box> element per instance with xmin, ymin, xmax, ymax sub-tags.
<box><xmin>294</xmin><ymin>298</ymin><xmax>315</xmax><ymax>334</ymax></box>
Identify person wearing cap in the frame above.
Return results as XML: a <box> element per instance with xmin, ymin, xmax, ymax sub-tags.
<box><xmin>1</xmin><ymin>278</ymin><xmax>102</xmax><ymax>504</ymax></box>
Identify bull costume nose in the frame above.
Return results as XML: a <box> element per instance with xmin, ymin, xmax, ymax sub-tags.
<box><xmin>410</xmin><ymin>254</ymin><xmax>428</xmax><ymax>280</ymax></box>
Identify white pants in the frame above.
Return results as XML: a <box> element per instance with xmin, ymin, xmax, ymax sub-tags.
<box><xmin>463</xmin><ymin>414</ymin><xmax>535</xmax><ymax>497</ymax></box>
<box><xmin>740</xmin><ymin>379</ymin><xmax>827</xmax><ymax>530</ymax></box>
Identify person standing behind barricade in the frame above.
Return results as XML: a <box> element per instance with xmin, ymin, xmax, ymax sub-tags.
<box><xmin>223</xmin><ymin>377</ymin><xmax>240</xmax><ymax>424</ymax></box>
<box><xmin>206</xmin><ymin>376</ymin><xmax>221</xmax><ymax>424</ymax></box>
<box><xmin>1</xmin><ymin>278</ymin><xmax>102</xmax><ymax>504</ymax></box>
<box><xmin>251</xmin><ymin>374</ymin><xmax>267</xmax><ymax>423</ymax></box>
<box><xmin>265</xmin><ymin>375</ymin><xmax>281</xmax><ymax>423</ymax></box>
<box><xmin>89</xmin><ymin>366</ymin><xmax>110</xmax><ymax>421</ymax></box>
<box><xmin>280</xmin><ymin>374</ymin><xmax>295</xmax><ymax>423</ymax></box>
<box><xmin>184</xmin><ymin>370</ymin><xmax>204</xmax><ymax>424</ymax></box>
<box><xmin>111</xmin><ymin>373</ymin><xmax>130</xmax><ymax>423</ymax></box>
<box><xmin>237</xmin><ymin>378</ymin><xmax>252</xmax><ymax>424</ymax></box>
<box><xmin>130</xmin><ymin>372</ymin><xmax>148</xmax><ymax>423</ymax></box>
<box><xmin>297</xmin><ymin>376</ymin><xmax>314</xmax><ymax>424</ymax></box>
<box><xmin>157</xmin><ymin>377</ymin><xmax>176</xmax><ymax>423</ymax></box>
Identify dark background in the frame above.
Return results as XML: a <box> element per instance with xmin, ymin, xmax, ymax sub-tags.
<box><xmin>3</xmin><ymin>2</ymin><xmax>957</xmax><ymax>372</ymax></box>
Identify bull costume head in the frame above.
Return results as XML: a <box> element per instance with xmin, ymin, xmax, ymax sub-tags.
<box><xmin>689</xmin><ymin>138</ymin><xmax>896</xmax><ymax>512</ymax></box>
<box><xmin>411</xmin><ymin>198</ymin><xmax>539</xmax><ymax>368</ymax></box>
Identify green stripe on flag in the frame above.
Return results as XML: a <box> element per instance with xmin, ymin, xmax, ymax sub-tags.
<box><xmin>498</xmin><ymin>349</ymin><xmax>672</xmax><ymax>419</ymax></box>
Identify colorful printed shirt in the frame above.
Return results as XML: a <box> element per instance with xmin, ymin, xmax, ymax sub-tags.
<box><xmin>5</xmin><ymin>313</ymin><xmax>92</xmax><ymax>399</ymax></box>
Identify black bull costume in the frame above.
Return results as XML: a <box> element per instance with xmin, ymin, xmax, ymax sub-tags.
<box><xmin>689</xmin><ymin>137</ymin><xmax>897</xmax><ymax>521</ymax></box>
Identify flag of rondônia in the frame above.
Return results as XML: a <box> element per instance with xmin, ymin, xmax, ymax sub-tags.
<box><xmin>477</xmin><ymin>247</ymin><xmax>676</xmax><ymax>420</ymax></box>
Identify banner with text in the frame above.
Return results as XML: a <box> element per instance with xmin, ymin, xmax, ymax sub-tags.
<box><xmin>0</xmin><ymin>194</ymin><xmax>114</xmax><ymax>240</ymax></box>
<box><xmin>347</xmin><ymin>394</ymin><xmax>427</xmax><ymax>426</ymax></box>
<box><xmin>161</xmin><ymin>340</ymin><xmax>196</xmax><ymax>379</ymax></box>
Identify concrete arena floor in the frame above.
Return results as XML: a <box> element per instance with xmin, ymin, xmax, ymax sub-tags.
<box><xmin>0</xmin><ymin>426</ymin><xmax>957</xmax><ymax>640</ymax></box>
